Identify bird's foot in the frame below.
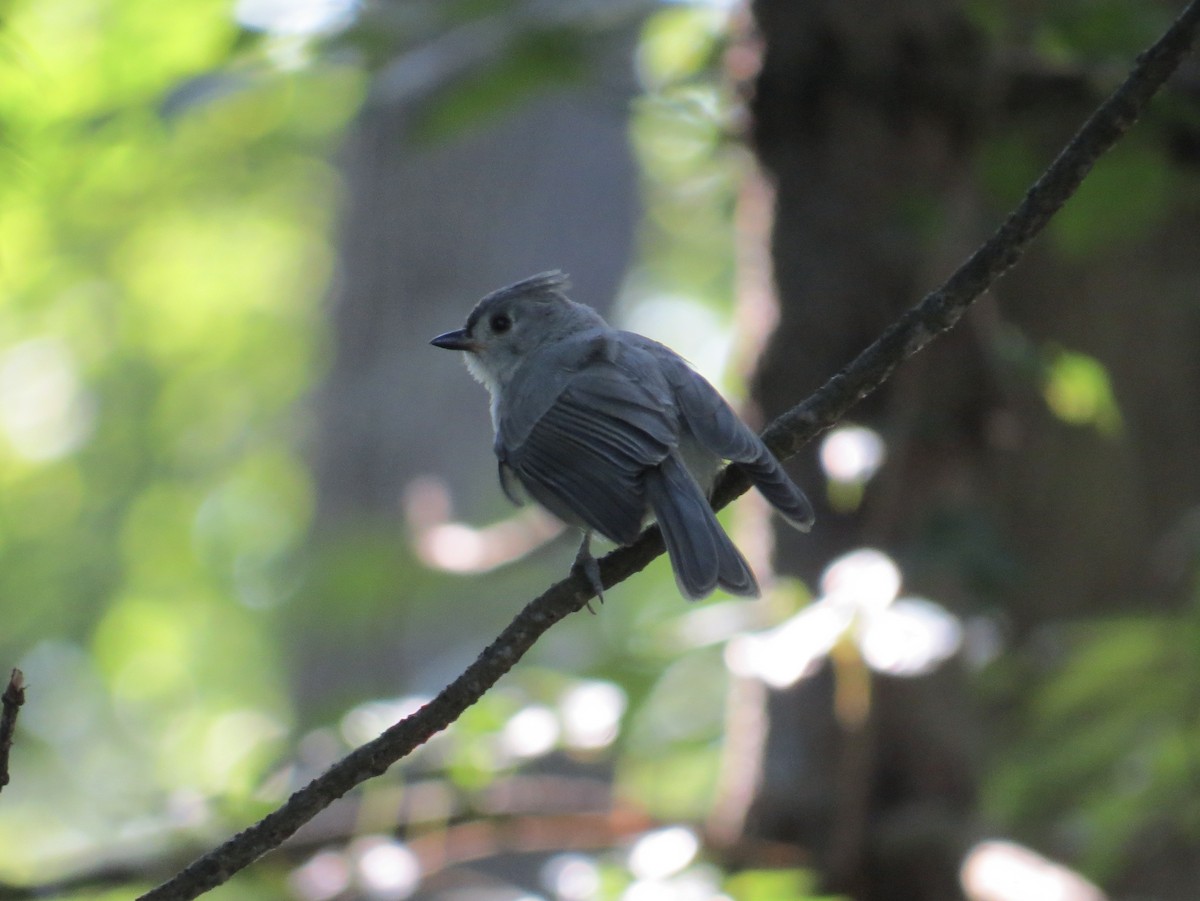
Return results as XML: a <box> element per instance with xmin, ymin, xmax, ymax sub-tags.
<box><xmin>572</xmin><ymin>534</ymin><xmax>605</xmax><ymax>613</ymax></box>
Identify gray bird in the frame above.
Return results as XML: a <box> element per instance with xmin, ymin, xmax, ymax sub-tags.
<box><xmin>430</xmin><ymin>271</ymin><xmax>813</xmax><ymax>600</ymax></box>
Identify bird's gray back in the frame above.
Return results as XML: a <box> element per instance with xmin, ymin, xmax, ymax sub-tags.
<box><xmin>495</xmin><ymin>329</ymin><xmax>682</xmax><ymax>544</ymax></box>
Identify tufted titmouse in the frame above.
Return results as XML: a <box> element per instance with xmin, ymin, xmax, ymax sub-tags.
<box><xmin>431</xmin><ymin>271</ymin><xmax>813</xmax><ymax>601</ymax></box>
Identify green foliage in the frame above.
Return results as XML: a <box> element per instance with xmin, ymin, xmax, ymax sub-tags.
<box><xmin>624</xmin><ymin>5</ymin><xmax>739</xmax><ymax>326</ymax></box>
<box><xmin>618</xmin><ymin>646</ymin><xmax>727</xmax><ymax>818</ymax></box>
<box><xmin>1050</xmin><ymin>138</ymin><xmax>1174</xmax><ymax>256</ymax></box>
<box><xmin>638</xmin><ymin>6</ymin><xmax>725</xmax><ymax>89</ymax></box>
<box><xmin>967</xmin><ymin>0</ymin><xmax>1172</xmax><ymax>63</ymax></box>
<box><xmin>984</xmin><ymin>611</ymin><xmax>1200</xmax><ymax>882</ymax></box>
<box><xmin>978</xmin><ymin>131</ymin><xmax>1176</xmax><ymax>258</ymax></box>
<box><xmin>0</xmin><ymin>0</ymin><xmax>1194</xmax><ymax>895</ymax></box>
<box><xmin>1041</xmin><ymin>347</ymin><xmax>1122</xmax><ymax>434</ymax></box>
<box><xmin>724</xmin><ymin>868</ymin><xmax>844</xmax><ymax>901</ymax></box>
<box><xmin>0</xmin><ymin>0</ymin><xmax>365</xmax><ymax>876</ymax></box>
<box><xmin>972</xmin><ymin>0</ymin><xmax>1181</xmax><ymax>257</ymax></box>
<box><xmin>1032</xmin><ymin>0</ymin><xmax>1172</xmax><ymax>64</ymax></box>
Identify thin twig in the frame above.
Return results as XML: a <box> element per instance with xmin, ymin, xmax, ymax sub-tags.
<box><xmin>0</xmin><ymin>669</ymin><xmax>25</xmax><ymax>793</ymax></box>
<box><xmin>139</xmin><ymin>4</ymin><xmax>1200</xmax><ymax>899</ymax></box>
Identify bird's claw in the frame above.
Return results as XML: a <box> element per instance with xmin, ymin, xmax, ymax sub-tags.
<box><xmin>573</xmin><ymin>534</ymin><xmax>605</xmax><ymax>613</ymax></box>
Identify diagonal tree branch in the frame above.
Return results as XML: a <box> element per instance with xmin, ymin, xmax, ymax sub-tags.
<box><xmin>139</xmin><ymin>3</ymin><xmax>1200</xmax><ymax>899</ymax></box>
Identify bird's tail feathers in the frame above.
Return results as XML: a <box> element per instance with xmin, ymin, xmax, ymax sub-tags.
<box><xmin>646</xmin><ymin>454</ymin><xmax>759</xmax><ymax>600</ymax></box>
<box><xmin>738</xmin><ymin>451</ymin><xmax>815</xmax><ymax>532</ymax></box>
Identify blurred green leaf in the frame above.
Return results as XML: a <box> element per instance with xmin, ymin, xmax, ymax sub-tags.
<box><xmin>1050</xmin><ymin>139</ymin><xmax>1172</xmax><ymax>256</ymax></box>
<box><xmin>724</xmin><ymin>868</ymin><xmax>841</xmax><ymax>901</ymax></box>
<box><xmin>618</xmin><ymin>742</ymin><xmax>721</xmax><ymax>821</ymax></box>
<box><xmin>638</xmin><ymin>6</ymin><xmax>724</xmax><ymax>90</ymax></box>
<box><xmin>1042</xmin><ymin>347</ymin><xmax>1122</xmax><ymax>435</ymax></box>
<box><xmin>0</xmin><ymin>0</ymin><xmax>360</xmax><ymax>874</ymax></box>
<box><xmin>984</xmin><ymin>613</ymin><xmax>1200</xmax><ymax>881</ymax></box>
<box><xmin>1036</xmin><ymin>0</ymin><xmax>1172</xmax><ymax>63</ymax></box>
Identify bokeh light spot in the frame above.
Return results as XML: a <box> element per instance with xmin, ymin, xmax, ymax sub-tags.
<box><xmin>542</xmin><ymin>853</ymin><xmax>601</xmax><ymax>901</ymax></box>
<box><xmin>857</xmin><ymin>597</ymin><xmax>963</xmax><ymax>677</ymax></box>
<box><xmin>961</xmin><ymin>840</ymin><xmax>1107</xmax><ymax>901</ymax></box>
<box><xmin>628</xmin><ymin>826</ymin><xmax>700</xmax><ymax>880</ymax></box>
<box><xmin>352</xmin><ymin>836</ymin><xmax>421</xmax><ymax>900</ymax></box>
<box><xmin>819</xmin><ymin>424</ymin><xmax>886</xmax><ymax>484</ymax></box>
<box><xmin>235</xmin><ymin>0</ymin><xmax>358</xmax><ymax>36</ymax></box>
<box><xmin>820</xmin><ymin>548</ymin><xmax>901</xmax><ymax>615</ymax></box>
<box><xmin>0</xmin><ymin>338</ymin><xmax>94</xmax><ymax>461</ymax></box>
<box><xmin>502</xmin><ymin>704</ymin><xmax>560</xmax><ymax>759</ymax></box>
<box><xmin>290</xmin><ymin>850</ymin><xmax>351</xmax><ymax>901</ymax></box>
<box><xmin>560</xmin><ymin>681</ymin><xmax>626</xmax><ymax>751</ymax></box>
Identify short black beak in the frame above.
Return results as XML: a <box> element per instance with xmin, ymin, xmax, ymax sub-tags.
<box><xmin>430</xmin><ymin>328</ymin><xmax>476</xmax><ymax>352</ymax></box>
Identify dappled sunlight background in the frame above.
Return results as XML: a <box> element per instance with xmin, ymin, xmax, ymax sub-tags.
<box><xmin>0</xmin><ymin>2</ymin><xmax>802</xmax><ymax>888</ymax></box>
<box><xmin>0</xmin><ymin>0</ymin><xmax>1196</xmax><ymax>899</ymax></box>
<box><xmin>0</xmin><ymin>0</ymin><xmax>363</xmax><ymax>878</ymax></box>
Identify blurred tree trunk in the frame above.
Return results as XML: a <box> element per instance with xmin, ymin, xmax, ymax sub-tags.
<box><xmin>725</xmin><ymin>0</ymin><xmax>1200</xmax><ymax>898</ymax></box>
<box><xmin>295</xmin><ymin>19</ymin><xmax>644</xmax><ymax>714</ymax></box>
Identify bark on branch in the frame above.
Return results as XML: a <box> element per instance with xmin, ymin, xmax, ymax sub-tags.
<box><xmin>139</xmin><ymin>3</ymin><xmax>1200</xmax><ymax>898</ymax></box>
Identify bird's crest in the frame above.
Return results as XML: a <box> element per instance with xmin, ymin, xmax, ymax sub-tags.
<box><xmin>481</xmin><ymin>271</ymin><xmax>570</xmax><ymax>305</ymax></box>
<box><xmin>465</xmin><ymin>271</ymin><xmax>571</xmax><ymax>333</ymax></box>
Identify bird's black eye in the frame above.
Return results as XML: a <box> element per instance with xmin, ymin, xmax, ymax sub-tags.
<box><xmin>490</xmin><ymin>313</ymin><xmax>512</xmax><ymax>334</ymax></box>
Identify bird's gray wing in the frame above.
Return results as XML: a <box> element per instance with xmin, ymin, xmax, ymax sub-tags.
<box><xmin>498</xmin><ymin>337</ymin><xmax>678</xmax><ymax>545</ymax></box>
<box><xmin>640</xmin><ymin>335</ymin><xmax>815</xmax><ymax>531</ymax></box>
<box><xmin>636</xmin><ymin>336</ymin><xmax>760</xmax><ymax>460</ymax></box>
